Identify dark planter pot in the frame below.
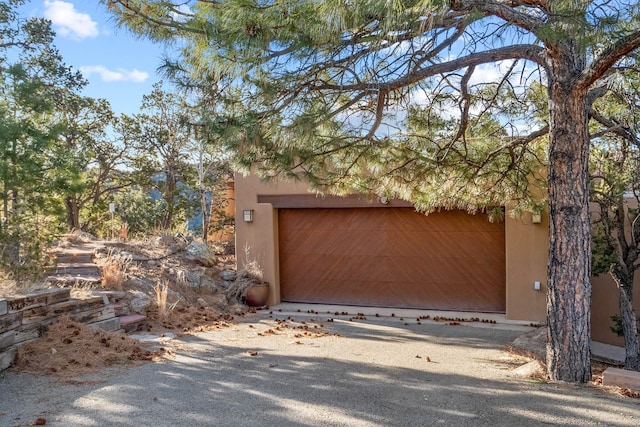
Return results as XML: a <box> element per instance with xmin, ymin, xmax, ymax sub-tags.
<box><xmin>243</xmin><ymin>282</ymin><xmax>269</xmax><ymax>307</ymax></box>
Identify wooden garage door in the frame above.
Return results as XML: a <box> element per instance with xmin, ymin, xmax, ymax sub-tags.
<box><xmin>278</xmin><ymin>208</ymin><xmax>505</xmax><ymax>312</ymax></box>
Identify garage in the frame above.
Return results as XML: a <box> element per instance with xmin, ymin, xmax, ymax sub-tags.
<box><xmin>278</xmin><ymin>207</ymin><xmax>506</xmax><ymax>312</ymax></box>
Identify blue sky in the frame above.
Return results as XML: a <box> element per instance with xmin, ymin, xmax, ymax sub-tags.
<box><xmin>20</xmin><ymin>0</ymin><xmax>174</xmax><ymax>115</ymax></box>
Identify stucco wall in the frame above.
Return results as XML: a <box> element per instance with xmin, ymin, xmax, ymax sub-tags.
<box><xmin>505</xmin><ymin>212</ymin><xmax>549</xmax><ymax>322</ymax></box>
<box><xmin>235</xmin><ymin>172</ymin><xmax>553</xmax><ymax>321</ymax></box>
<box><xmin>234</xmin><ymin>173</ymin><xmax>310</xmax><ymax>305</ymax></box>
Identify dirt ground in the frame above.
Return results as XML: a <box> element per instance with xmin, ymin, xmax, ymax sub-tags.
<box><xmin>2</xmin><ymin>312</ymin><xmax>640</xmax><ymax>427</ymax></box>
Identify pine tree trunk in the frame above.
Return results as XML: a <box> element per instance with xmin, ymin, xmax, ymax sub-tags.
<box><xmin>200</xmin><ymin>186</ymin><xmax>209</xmax><ymax>242</ymax></box>
<box><xmin>546</xmin><ymin>51</ymin><xmax>592</xmax><ymax>382</ymax></box>
<box><xmin>65</xmin><ymin>196</ymin><xmax>80</xmax><ymax>231</ymax></box>
<box><xmin>163</xmin><ymin>170</ymin><xmax>176</xmax><ymax>230</ymax></box>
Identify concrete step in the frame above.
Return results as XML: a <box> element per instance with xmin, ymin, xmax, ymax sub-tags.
<box><xmin>118</xmin><ymin>314</ymin><xmax>147</xmax><ymax>333</ymax></box>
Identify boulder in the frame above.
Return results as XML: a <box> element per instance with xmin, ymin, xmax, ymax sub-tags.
<box><xmin>185</xmin><ymin>241</ymin><xmax>216</xmax><ymax>267</ymax></box>
<box><xmin>512</xmin><ymin>360</ymin><xmax>546</xmax><ymax>379</ymax></box>
<box><xmin>510</xmin><ymin>327</ymin><xmax>546</xmax><ymax>362</ymax></box>
<box><xmin>129</xmin><ymin>291</ymin><xmax>152</xmax><ymax>314</ymax></box>
<box><xmin>185</xmin><ymin>271</ymin><xmax>217</xmax><ymax>291</ymax></box>
<box><xmin>219</xmin><ymin>270</ymin><xmax>237</xmax><ymax>281</ymax></box>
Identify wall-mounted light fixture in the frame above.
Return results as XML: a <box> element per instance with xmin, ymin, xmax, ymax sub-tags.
<box><xmin>243</xmin><ymin>209</ymin><xmax>254</xmax><ymax>222</ymax></box>
<box><xmin>531</xmin><ymin>212</ymin><xmax>542</xmax><ymax>224</ymax></box>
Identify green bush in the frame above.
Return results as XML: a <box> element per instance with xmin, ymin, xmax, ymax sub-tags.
<box><xmin>610</xmin><ymin>314</ymin><xmax>640</xmax><ymax>337</ymax></box>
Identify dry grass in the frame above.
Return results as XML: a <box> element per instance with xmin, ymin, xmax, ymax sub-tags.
<box><xmin>0</xmin><ymin>278</ymin><xmax>48</xmax><ymax>297</ymax></box>
<box><xmin>153</xmin><ymin>281</ymin><xmax>170</xmax><ymax>319</ymax></box>
<box><xmin>225</xmin><ymin>246</ymin><xmax>265</xmax><ymax>302</ymax></box>
<box><xmin>13</xmin><ymin>317</ymin><xmax>169</xmax><ymax>378</ymax></box>
<box><xmin>97</xmin><ymin>248</ymin><xmax>131</xmax><ymax>290</ymax></box>
<box><xmin>65</xmin><ymin>230</ymin><xmax>97</xmax><ymax>244</ymax></box>
<box><xmin>119</xmin><ymin>222</ymin><xmax>129</xmax><ymax>241</ymax></box>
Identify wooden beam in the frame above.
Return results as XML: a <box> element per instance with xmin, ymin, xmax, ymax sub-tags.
<box><xmin>257</xmin><ymin>194</ymin><xmax>413</xmax><ymax>209</ymax></box>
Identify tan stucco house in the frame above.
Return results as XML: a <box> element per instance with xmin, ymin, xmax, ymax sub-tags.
<box><xmin>234</xmin><ymin>172</ymin><xmax>640</xmax><ymax>346</ymax></box>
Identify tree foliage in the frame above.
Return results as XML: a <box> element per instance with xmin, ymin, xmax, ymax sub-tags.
<box><xmin>590</xmin><ymin>74</ymin><xmax>640</xmax><ymax>370</ymax></box>
<box><xmin>124</xmin><ymin>82</ymin><xmax>198</xmax><ymax>230</ymax></box>
<box><xmin>104</xmin><ymin>1</ymin><xmax>640</xmax><ymax>382</ymax></box>
<box><xmin>0</xmin><ymin>0</ymin><xmax>85</xmax><ymax>276</ymax></box>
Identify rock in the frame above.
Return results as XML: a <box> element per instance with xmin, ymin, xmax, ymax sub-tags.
<box><xmin>510</xmin><ymin>327</ymin><xmax>546</xmax><ymax>362</ymax></box>
<box><xmin>177</xmin><ymin>270</ymin><xmax>217</xmax><ymax>291</ymax></box>
<box><xmin>130</xmin><ymin>291</ymin><xmax>152</xmax><ymax>314</ymax></box>
<box><xmin>130</xmin><ymin>332</ymin><xmax>176</xmax><ymax>343</ymax></box>
<box><xmin>229</xmin><ymin>303</ymin><xmax>247</xmax><ymax>315</ymax></box>
<box><xmin>127</xmin><ymin>276</ymin><xmax>156</xmax><ymax>289</ymax></box>
<box><xmin>154</xmin><ymin>235</ymin><xmax>179</xmax><ymax>247</ymax></box>
<box><xmin>185</xmin><ymin>241</ymin><xmax>215</xmax><ymax>267</ymax></box>
<box><xmin>512</xmin><ymin>360</ymin><xmax>546</xmax><ymax>379</ymax></box>
<box><xmin>219</xmin><ymin>270</ymin><xmax>237</xmax><ymax>281</ymax></box>
<box><xmin>196</xmin><ymin>298</ymin><xmax>208</xmax><ymax>308</ymax></box>
<box><xmin>209</xmin><ymin>293</ymin><xmax>229</xmax><ymax>310</ymax></box>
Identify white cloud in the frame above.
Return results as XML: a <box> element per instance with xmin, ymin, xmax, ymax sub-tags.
<box><xmin>170</xmin><ymin>4</ymin><xmax>193</xmax><ymax>22</ymax></box>
<box><xmin>44</xmin><ymin>0</ymin><xmax>98</xmax><ymax>40</ymax></box>
<box><xmin>468</xmin><ymin>61</ymin><xmax>516</xmax><ymax>86</ymax></box>
<box><xmin>80</xmin><ymin>65</ymin><xmax>150</xmax><ymax>83</ymax></box>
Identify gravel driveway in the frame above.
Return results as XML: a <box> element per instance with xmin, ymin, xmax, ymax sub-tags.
<box><xmin>1</xmin><ymin>307</ymin><xmax>640</xmax><ymax>427</ymax></box>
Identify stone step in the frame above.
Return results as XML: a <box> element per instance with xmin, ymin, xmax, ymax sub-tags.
<box><xmin>45</xmin><ymin>274</ymin><xmax>102</xmax><ymax>286</ymax></box>
<box><xmin>603</xmin><ymin>367</ymin><xmax>640</xmax><ymax>391</ymax></box>
<box><xmin>20</xmin><ymin>296</ymin><xmax>106</xmax><ymax>323</ymax></box>
<box><xmin>118</xmin><ymin>314</ymin><xmax>147</xmax><ymax>333</ymax></box>
<box><xmin>106</xmin><ymin>303</ymin><xmax>128</xmax><ymax>317</ymax></box>
<box><xmin>88</xmin><ymin>317</ymin><xmax>122</xmax><ymax>332</ymax></box>
<box><xmin>55</xmin><ymin>262</ymin><xmax>99</xmax><ymax>269</ymax></box>
<box><xmin>91</xmin><ymin>290</ymin><xmax>127</xmax><ymax>302</ymax></box>
<box><xmin>56</xmin><ymin>254</ymin><xmax>94</xmax><ymax>264</ymax></box>
<box><xmin>54</xmin><ymin>266</ymin><xmax>100</xmax><ymax>276</ymax></box>
<box><xmin>5</xmin><ymin>288</ymin><xmax>71</xmax><ymax>312</ymax></box>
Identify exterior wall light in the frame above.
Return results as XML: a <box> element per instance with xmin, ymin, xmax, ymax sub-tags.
<box><xmin>243</xmin><ymin>209</ymin><xmax>254</xmax><ymax>222</ymax></box>
<box><xmin>531</xmin><ymin>212</ymin><xmax>542</xmax><ymax>224</ymax></box>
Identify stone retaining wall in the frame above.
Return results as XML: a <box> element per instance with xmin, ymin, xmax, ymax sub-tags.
<box><xmin>0</xmin><ymin>288</ymin><xmax>120</xmax><ymax>371</ymax></box>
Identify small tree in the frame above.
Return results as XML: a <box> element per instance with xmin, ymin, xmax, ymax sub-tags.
<box><xmin>127</xmin><ymin>82</ymin><xmax>196</xmax><ymax>231</ymax></box>
<box><xmin>590</xmin><ymin>81</ymin><xmax>640</xmax><ymax>370</ymax></box>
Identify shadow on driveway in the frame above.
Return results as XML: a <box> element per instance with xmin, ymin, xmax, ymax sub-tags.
<box><xmin>1</xmin><ymin>314</ymin><xmax>639</xmax><ymax>426</ymax></box>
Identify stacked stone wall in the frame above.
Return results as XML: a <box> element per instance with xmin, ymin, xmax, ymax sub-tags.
<box><xmin>0</xmin><ymin>288</ymin><xmax>119</xmax><ymax>371</ymax></box>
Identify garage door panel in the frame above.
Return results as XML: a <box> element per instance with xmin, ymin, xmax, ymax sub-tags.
<box><xmin>279</xmin><ymin>208</ymin><xmax>505</xmax><ymax>312</ymax></box>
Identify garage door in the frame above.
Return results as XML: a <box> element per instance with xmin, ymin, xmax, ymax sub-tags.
<box><xmin>278</xmin><ymin>208</ymin><xmax>505</xmax><ymax>312</ymax></box>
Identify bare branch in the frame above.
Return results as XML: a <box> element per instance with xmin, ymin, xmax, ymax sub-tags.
<box><xmin>578</xmin><ymin>30</ymin><xmax>640</xmax><ymax>91</ymax></box>
<box><xmin>312</xmin><ymin>45</ymin><xmax>545</xmax><ymax>93</ymax></box>
<box><xmin>451</xmin><ymin>0</ymin><xmax>546</xmax><ymax>32</ymax></box>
